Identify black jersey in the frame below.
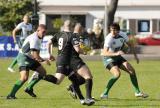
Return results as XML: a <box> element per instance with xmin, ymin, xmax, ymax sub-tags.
<box><xmin>70</xmin><ymin>33</ymin><xmax>86</xmax><ymax>71</ymax></box>
<box><xmin>51</xmin><ymin>31</ymin><xmax>79</xmax><ymax>65</ymax></box>
<box><xmin>71</xmin><ymin>33</ymin><xmax>81</xmax><ymax>58</ymax></box>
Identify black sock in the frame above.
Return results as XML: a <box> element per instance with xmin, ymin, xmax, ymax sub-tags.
<box><xmin>85</xmin><ymin>79</ymin><xmax>93</xmax><ymax>99</ymax></box>
<box><xmin>76</xmin><ymin>74</ymin><xmax>85</xmax><ymax>85</ymax></box>
<box><xmin>43</xmin><ymin>74</ymin><xmax>57</xmax><ymax>84</ymax></box>
<box><xmin>68</xmin><ymin>74</ymin><xmax>84</xmax><ymax>99</ymax></box>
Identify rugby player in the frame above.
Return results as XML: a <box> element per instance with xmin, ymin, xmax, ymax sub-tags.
<box><xmin>7</xmin><ymin>24</ymin><xmax>57</xmax><ymax>99</ymax></box>
<box><xmin>101</xmin><ymin>23</ymin><xmax>148</xmax><ymax>99</ymax></box>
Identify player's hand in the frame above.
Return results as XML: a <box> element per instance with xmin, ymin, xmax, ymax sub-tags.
<box><xmin>116</xmin><ymin>51</ymin><xmax>124</xmax><ymax>56</ymax></box>
<box><xmin>42</xmin><ymin>60</ymin><xmax>51</xmax><ymax>66</ymax></box>
<box><xmin>49</xmin><ymin>55</ymin><xmax>55</xmax><ymax>61</ymax></box>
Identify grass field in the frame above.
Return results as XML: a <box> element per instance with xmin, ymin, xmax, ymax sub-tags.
<box><xmin>0</xmin><ymin>58</ymin><xmax>160</xmax><ymax>108</ymax></box>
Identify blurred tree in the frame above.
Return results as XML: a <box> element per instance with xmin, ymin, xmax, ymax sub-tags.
<box><xmin>0</xmin><ymin>0</ymin><xmax>33</xmax><ymax>32</ymax></box>
<box><xmin>52</xmin><ymin>18</ymin><xmax>64</xmax><ymax>32</ymax></box>
<box><xmin>106</xmin><ymin>0</ymin><xmax>119</xmax><ymax>34</ymax></box>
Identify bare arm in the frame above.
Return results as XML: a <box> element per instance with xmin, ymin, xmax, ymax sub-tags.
<box><xmin>102</xmin><ymin>47</ymin><xmax>124</xmax><ymax>57</ymax></box>
<box><xmin>31</xmin><ymin>50</ymin><xmax>44</xmax><ymax>62</ymax></box>
<box><xmin>73</xmin><ymin>44</ymin><xmax>86</xmax><ymax>55</ymax></box>
<box><xmin>31</xmin><ymin>50</ymin><xmax>51</xmax><ymax>65</ymax></box>
<box><xmin>12</xmin><ymin>28</ymin><xmax>19</xmax><ymax>43</ymax></box>
<box><xmin>127</xmin><ymin>42</ymin><xmax>139</xmax><ymax>64</ymax></box>
<box><xmin>47</xmin><ymin>40</ymin><xmax>55</xmax><ymax>61</ymax></box>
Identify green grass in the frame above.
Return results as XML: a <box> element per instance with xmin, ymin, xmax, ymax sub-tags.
<box><xmin>0</xmin><ymin>59</ymin><xmax>160</xmax><ymax>108</ymax></box>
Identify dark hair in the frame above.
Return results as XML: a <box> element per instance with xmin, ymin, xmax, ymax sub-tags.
<box><xmin>110</xmin><ymin>23</ymin><xmax>120</xmax><ymax>31</ymax></box>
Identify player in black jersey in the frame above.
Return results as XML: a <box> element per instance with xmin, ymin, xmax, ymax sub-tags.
<box><xmin>66</xmin><ymin>23</ymin><xmax>94</xmax><ymax>105</ymax></box>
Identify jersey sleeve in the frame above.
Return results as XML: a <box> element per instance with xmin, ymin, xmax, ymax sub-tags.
<box><xmin>16</xmin><ymin>22</ymin><xmax>23</xmax><ymax>30</ymax></box>
<box><xmin>71</xmin><ymin>34</ymin><xmax>79</xmax><ymax>46</ymax></box>
<box><xmin>119</xmin><ymin>31</ymin><xmax>129</xmax><ymax>42</ymax></box>
<box><xmin>29</xmin><ymin>38</ymin><xmax>41</xmax><ymax>51</ymax></box>
<box><xmin>51</xmin><ymin>35</ymin><xmax>57</xmax><ymax>44</ymax></box>
<box><xmin>104</xmin><ymin>34</ymin><xmax>112</xmax><ymax>48</ymax></box>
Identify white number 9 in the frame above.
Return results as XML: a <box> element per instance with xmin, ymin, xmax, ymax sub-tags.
<box><xmin>58</xmin><ymin>38</ymin><xmax>63</xmax><ymax>50</ymax></box>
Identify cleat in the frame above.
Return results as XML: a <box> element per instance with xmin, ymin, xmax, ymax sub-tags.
<box><xmin>100</xmin><ymin>94</ymin><xmax>108</xmax><ymax>99</ymax></box>
<box><xmin>135</xmin><ymin>92</ymin><xmax>149</xmax><ymax>98</ymax></box>
<box><xmin>8</xmin><ymin>67</ymin><xmax>15</xmax><ymax>73</ymax></box>
<box><xmin>67</xmin><ymin>86</ymin><xmax>77</xmax><ymax>99</ymax></box>
<box><xmin>80</xmin><ymin>99</ymin><xmax>86</xmax><ymax>105</ymax></box>
<box><xmin>25</xmin><ymin>88</ymin><xmax>37</xmax><ymax>97</ymax></box>
<box><xmin>6</xmin><ymin>95</ymin><xmax>17</xmax><ymax>99</ymax></box>
<box><xmin>85</xmin><ymin>98</ymin><xmax>95</xmax><ymax>106</ymax></box>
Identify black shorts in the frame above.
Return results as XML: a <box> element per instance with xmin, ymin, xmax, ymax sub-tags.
<box><xmin>19</xmin><ymin>57</ymin><xmax>41</xmax><ymax>72</ymax></box>
<box><xmin>106</xmin><ymin>56</ymin><xmax>127</xmax><ymax>70</ymax></box>
<box><xmin>56</xmin><ymin>65</ymin><xmax>72</xmax><ymax>76</ymax></box>
<box><xmin>70</xmin><ymin>57</ymin><xmax>86</xmax><ymax>72</ymax></box>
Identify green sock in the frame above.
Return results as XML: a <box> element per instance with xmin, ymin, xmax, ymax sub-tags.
<box><xmin>9</xmin><ymin>80</ymin><xmax>24</xmax><ymax>96</ymax></box>
<box><xmin>103</xmin><ymin>77</ymin><xmax>119</xmax><ymax>95</ymax></box>
<box><xmin>130</xmin><ymin>75</ymin><xmax>140</xmax><ymax>93</ymax></box>
<box><xmin>26</xmin><ymin>78</ymin><xmax>41</xmax><ymax>90</ymax></box>
<box><xmin>9</xmin><ymin>57</ymin><xmax>18</xmax><ymax>68</ymax></box>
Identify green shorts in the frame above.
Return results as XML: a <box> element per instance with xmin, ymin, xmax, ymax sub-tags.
<box><xmin>17</xmin><ymin>53</ymin><xmax>41</xmax><ymax>71</ymax></box>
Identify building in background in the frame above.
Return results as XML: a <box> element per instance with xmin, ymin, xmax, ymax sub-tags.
<box><xmin>37</xmin><ymin>0</ymin><xmax>160</xmax><ymax>35</ymax></box>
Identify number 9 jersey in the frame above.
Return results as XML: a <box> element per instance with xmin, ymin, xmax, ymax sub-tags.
<box><xmin>51</xmin><ymin>31</ymin><xmax>79</xmax><ymax>65</ymax></box>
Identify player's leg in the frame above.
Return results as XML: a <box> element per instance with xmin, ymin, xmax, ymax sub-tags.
<box><xmin>7</xmin><ymin>69</ymin><xmax>29</xmax><ymax>99</ymax></box>
<box><xmin>121</xmin><ymin>61</ymin><xmax>148</xmax><ymax>98</ymax></box>
<box><xmin>28</xmin><ymin>71</ymin><xmax>39</xmax><ymax>83</ymax></box>
<box><xmin>25</xmin><ymin>59</ymin><xmax>57</xmax><ymax>97</ymax></box>
<box><xmin>77</xmin><ymin>65</ymin><xmax>95</xmax><ymax>105</ymax></box>
<box><xmin>8</xmin><ymin>57</ymin><xmax>17</xmax><ymax>72</ymax></box>
<box><xmin>68</xmin><ymin>73</ymin><xmax>85</xmax><ymax>100</ymax></box>
<box><xmin>8</xmin><ymin>39</ymin><xmax>23</xmax><ymax>72</ymax></box>
<box><xmin>101</xmin><ymin>63</ymin><xmax>121</xmax><ymax>99</ymax></box>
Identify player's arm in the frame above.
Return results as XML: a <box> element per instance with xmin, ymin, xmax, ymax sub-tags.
<box><xmin>126</xmin><ymin>42</ymin><xmax>139</xmax><ymax>64</ymax></box>
<box><xmin>47</xmin><ymin>39</ymin><xmax>55</xmax><ymax>61</ymax></box>
<box><xmin>31</xmin><ymin>49</ymin><xmax>51</xmax><ymax>65</ymax></box>
<box><xmin>12</xmin><ymin>28</ymin><xmax>19</xmax><ymax>44</ymax></box>
<box><xmin>73</xmin><ymin>44</ymin><xmax>86</xmax><ymax>54</ymax></box>
<box><xmin>30</xmin><ymin>49</ymin><xmax>44</xmax><ymax>62</ymax></box>
<box><xmin>72</xmin><ymin>35</ymin><xmax>86</xmax><ymax>54</ymax></box>
<box><xmin>30</xmin><ymin>39</ymin><xmax>50</xmax><ymax>65</ymax></box>
<box><xmin>102</xmin><ymin>36</ymin><xmax>124</xmax><ymax>56</ymax></box>
<box><xmin>102</xmin><ymin>47</ymin><xmax>124</xmax><ymax>56</ymax></box>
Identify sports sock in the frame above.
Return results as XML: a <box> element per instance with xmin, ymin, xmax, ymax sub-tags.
<box><xmin>9</xmin><ymin>57</ymin><xmax>18</xmax><ymax>68</ymax></box>
<box><xmin>26</xmin><ymin>77</ymin><xmax>41</xmax><ymax>90</ymax></box>
<box><xmin>103</xmin><ymin>76</ymin><xmax>119</xmax><ymax>95</ymax></box>
<box><xmin>9</xmin><ymin>80</ymin><xmax>24</xmax><ymax>96</ymax></box>
<box><xmin>130</xmin><ymin>74</ymin><xmax>140</xmax><ymax>93</ymax></box>
<box><xmin>43</xmin><ymin>74</ymin><xmax>57</xmax><ymax>84</ymax></box>
<box><xmin>85</xmin><ymin>79</ymin><xmax>93</xmax><ymax>99</ymax></box>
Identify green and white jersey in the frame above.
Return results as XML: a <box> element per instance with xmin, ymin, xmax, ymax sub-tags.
<box><xmin>20</xmin><ymin>32</ymin><xmax>42</xmax><ymax>58</ymax></box>
<box><xmin>16</xmin><ymin>22</ymin><xmax>32</xmax><ymax>40</ymax></box>
<box><xmin>104</xmin><ymin>31</ymin><xmax>129</xmax><ymax>53</ymax></box>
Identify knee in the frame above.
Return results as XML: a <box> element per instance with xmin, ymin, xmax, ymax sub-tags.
<box><xmin>20</xmin><ymin>77</ymin><xmax>28</xmax><ymax>82</ymax></box>
<box><xmin>113</xmin><ymin>72</ymin><xmax>121</xmax><ymax>79</ymax></box>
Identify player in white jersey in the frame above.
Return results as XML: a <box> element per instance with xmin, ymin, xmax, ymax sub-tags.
<box><xmin>8</xmin><ymin>15</ymin><xmax>33</xmax><ymax>72</ymax></box>
<box><xmin>100</xmin><ymin>23</ymin><xmax>148</xmax><ymax>99</ymax></box>
<box><xmin>7</xmin><ymin>24</ymin><xmax>58</xmax><ymax>99</ymax></box>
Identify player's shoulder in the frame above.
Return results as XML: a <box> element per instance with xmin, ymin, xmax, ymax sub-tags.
<box><xmin>28</xmin><ymin>32</ymin><xmax>38</xmax><ymax>40</ymax></box>
<box><xmin>119</xmin><ymin>31</ymin><xmax>127</xmax><ymax>37</ymax></box>
<box><xmin>105</xmin><ymin>33</ymin><xmax>113</xmax><ymax>40</ymax></box>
